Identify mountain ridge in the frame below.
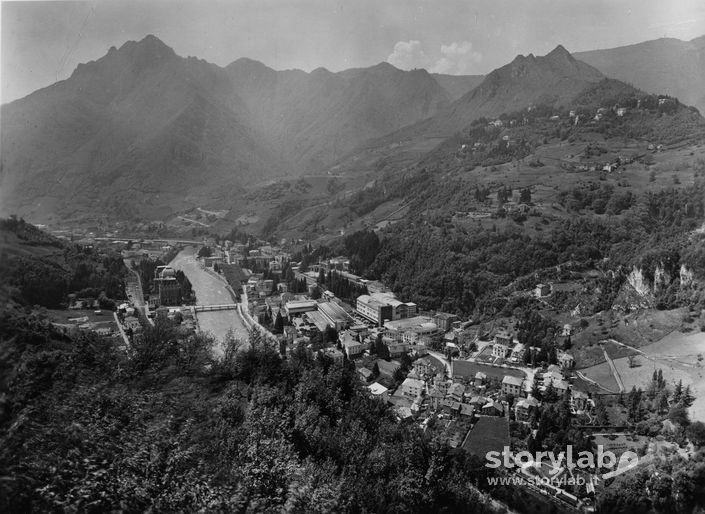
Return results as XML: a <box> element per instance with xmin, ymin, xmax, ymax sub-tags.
<box><xmin>575</xmin><ymin>35</ymin><xmax>705</xmax><ymax>114</ymax></box>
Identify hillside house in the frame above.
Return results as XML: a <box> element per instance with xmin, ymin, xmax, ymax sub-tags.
<box><xmin>535</xmin><ymin>283</ymin><xmax>551</xmax><ymax>297</ymax></box>
<box><xmin>429</xmin><ymin>387</ymin><xmax>444</xmax><ymax>409</ymax></box>
<box><xmin>368</xmin><ymin>382</ymin><xmax>389</xmax><ymax>402</ymax></box>
<box><xmin>358</xmin><ymin>367</ymin><xmax>373</xmax><ymax>382</ymax></box>
<box><xmin>448</xmin><ymin>383</ymin><xmax>465</xmax><ymax>402</ymax></box>
<box><xmin>502</xmin><ymin>375</ymin><xmax>524</xmax><ymax>397</ymax></box>
<box><xmin>492</xmin><ymin>329</ymin><xmax>513</xmax><ymax>358</ymax></box>
<box><xmin>515</xmin><ymin>397</ymin><xmax>539</xmax><ymax>423</ymax></box>
<box><xmin>401</xmin><ymin>378</ymin><xmax>424</xmax><ymax>399</ymax></box>
<box><xmin>459</xmin><ymin>404</ymin><xmax>475</xmax><ymax>419</ymax></box>
<box><xmin>340</xmin><ymin>331</ymin><xmax>368</xmax><ymax>358</ymax></box>
<box><xmin>433</xmin><ymin>312</ymin><xmax>459</xmax><ymax>332</ymax></box>
<box><xmin>481</xmin><ymin>399</ymin><xmax>504</xmax><ymax>416</ymax></box>
<box><xmin>558</xmin><ymin>352</ymin><xmax>575</xmax><ymax>369</ymax></box>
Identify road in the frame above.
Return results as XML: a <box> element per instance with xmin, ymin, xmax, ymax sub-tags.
<box><xmin>169</xmin><ymin>247</ymin><xmax>249</xmax><ymax>355</ymax></box>
<box><xmin>123</xmin><ymin>259</ymin><xmax>154</xmax><ymax>325</ymax></box>
<box><xmin>428</xmin><ymin>350</ymin><xmax>452</xmax><ymax>376</ymax></box>
<box><xmin>600</xmin><ymin>344</ymin><xmax>626</xmax><ymax>393</ymax></box>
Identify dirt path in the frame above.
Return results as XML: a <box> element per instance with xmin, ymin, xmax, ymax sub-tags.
<box><xmin>600</xmin><ymin>344</ymin><xmax>625</xmax><ymax>393</ymax></box>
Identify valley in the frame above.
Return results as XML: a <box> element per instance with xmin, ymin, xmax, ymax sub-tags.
<box><xmin>3</xmin><ymin>25</ymin><xmax>705</xmax><ymax>514</ymax></box>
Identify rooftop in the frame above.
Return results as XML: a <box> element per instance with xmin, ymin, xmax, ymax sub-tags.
<box><xmin>368</xmin><ymin>382</ymin><xmax>389</xmax><ymax>395</ymax></box>
<box><xmin>317</xmin><ymin>301</ymin><xmax>353</xmax><ymax>323</ymax></box>
<box><xmin>305</xmin><ymin>311</ymin><xmax>330</xmax><ymax>332</ymax></box>
<box><xmin>502</xmin><ymin>375</ymin><xmax>524</xmax><ymax>387</ymax></box>
<box><xmin>402</xmin><ymin>377</ymin><xmax>424</xmax><ymax>389</ymax></box>
<box><xmin>384</xmin><ymin>316</ymin><xmax>437</xmax><ymax>333</ymax></box>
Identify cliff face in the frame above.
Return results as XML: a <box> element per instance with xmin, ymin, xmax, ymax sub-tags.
<box><xmin>621</xmin><ymin>262</ymin><xmax>697</xmax><ymax>310</ymax></box>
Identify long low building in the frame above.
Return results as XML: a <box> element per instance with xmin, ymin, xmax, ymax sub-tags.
<box><xmin>384</xmin><ymin>316</ymin><xmax>440</xmax><ymax>345</ymax></box>
<box><xmin>356</xmin><ymin>292</ymin><xmax>417</xmax><ymax>326</ymax></box>
<box><xmin>317</xmin><ymin>301</ymin><xmax>354</xmax><ymax>331</ymax></box>
<box><xmin>285</xmin><ymin>299</ymin><xmax>318</xmax><ymax>317</ymax></box>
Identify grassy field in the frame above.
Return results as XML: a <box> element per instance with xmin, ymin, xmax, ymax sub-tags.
<box><xmin>611</xmin><ymin>355</ymin><xmax>690</xmax><ymax>392</ymax></box>
<box><xmin>579</xmin><ymin>361</ymin><xmax>620</xmax><ymax>393</ymax></box>
<box><xmin>639</xmin><ymin>331</ymin><xmax>705</xmax><ymax>422</ymax></box>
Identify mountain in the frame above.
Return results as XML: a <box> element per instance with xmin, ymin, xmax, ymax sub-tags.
<box><xmin>426</xmin><ymin>45</ymin><xmax>604</xmax><ymax>137</ymax></box>
<box><xmin>1</xmin><ymin>37</ymin><xmax>455</xmax><ymax>221</ymax></box>
<box><xmin>431</xmin><ymin>73</ymin><xmax>484</xmax><ymax>101</ymax></box>
<box><xmin>225</xmin><ymin>59</ymin><xmax>452</xmax><ymax>170</ymax></box>
<box><xmin>0</xmin><ymin>36</ymin><xmax>287</xmax><ymax>221</ymax></box>
<box><xmin>331</xmin><ymin>45</ymin><xmax>606</xmax><ymax>174</ymax></box>
<box><xmin>575</xmin><ymin>36</ymin><xmax>705</xmax><ymax>114</ymax></box>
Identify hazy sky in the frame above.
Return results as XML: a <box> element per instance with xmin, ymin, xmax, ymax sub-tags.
<box><xmin>2</xmin><ymin>0</ymin><xmax>704</xmax><ymax>104</ymax></box>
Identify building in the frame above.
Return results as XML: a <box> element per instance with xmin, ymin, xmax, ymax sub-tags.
<box><xmin>385</xmin><ymin>340</ymin><xmax>410</xmax><ymax>358</ymax></box>
<box><xmin>492</xmin><ymin>329</ymin><xmax>513</xmax><ymax>359</ymax></box>
<box><xmin>433</xmin><ymin>312</ymin><xmax>459</xmax><ymax>332</ymax></box>
<box><xmin>356</xmin><ymin>295</ymin><xmax>393</xmax><ymax>326</ymax></box>
<box><xmin>305</xmin><ymin>311</ymin><xmax>331</xmax><ymax>332</ymax></box>
<box><xmin>401</xmin><ymin>377</ymin><xmax>424</xmax><ymax>399</ymax></box>
<box><xmin>515</xmin><ymin>397</ymin><xmax>539</xmax><ymax>422</ymax></box>
<box><xmin>535</xmin><ymin>283</ymin><xmax>551</xmax><ymax>297</ymax></box>
<box><xmin>203</xmin><ymin>255</ymin><xmax>224</xmax><ymax>268</ymax></box>
<box><xmin>481</xmin><ymin>399</ymin><xmax>504</xmax><ymax>416</ymax></box>
<box><xmin>429</xmin><ymin>387</ymin><xmax>444</xmax><ymax>409</ymax></box>
<box><xmin>570</xmin><ymin>390</ymin><xmax>592</xmax><ymax>413</ymax></box>
<box><xmin>356</xmin><ymin>292</ymin><xmax>417</xmax><ymax>326</ymax></box>
<box><xmin>448</xmin><ymin>383</ymin><xmax>465</xmax><ymax>402</ymax></box>
<box><xmin>285</xmin><ymin>299</ymin><xmax>318</xmax><ymax>318</ymax></box>
<box><xmin>459</xmin><ymin>404</ymin><xmax>475</xmax><ymax>419</ymax></box>
<box><xmin>368</xmin><ymin>382</ymin><xmax>389</xmax><ymax>401</ymax></box>
<box><xmin>358</xmin><ymin>367</ymin><xmax>373</xmax><ymax>382</ymax></box>
<box><xmin>558</xmin><ymin>352</ymin><xmax>575</xmax><ymax>369</ymax></box>
<box><xmin>384</xmin><ymin>316</ymin><xmax>440</xmax><ymax>346</ymax></box>
<box><xmin>340</xmin><ymin>331</ymin><xmax>369</xmax><ymax>358</ymax></box>
<box><xmin>502</xmin><ymin>375</ymin><xmax>524</xmax><ymax>397</ymax></box>
<box><xmin>321</xmin><ymin>347</ymin><xmax>344</xmax><ymax>365</ymax></box>
<box><xmin>327</xmin><ymin>256</ymin><xmax>350</xmax><ymax>271</ymax></box>
<box><xmin>154</xmin><ymin>266</ymin><xmax>181</xmax><ymax>306</ymax></box>
<box><xmin>318</xmin><ymin>301</ymin><xmax>354</xmax><ymax>331</ymax></box>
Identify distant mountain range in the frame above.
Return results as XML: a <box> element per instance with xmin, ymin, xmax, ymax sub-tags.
<box><xmin>1</xmin><ymin>34</ymin><xmax>703</xmax><ymax>222</ymax></box>
<box><xmin>426</xmin><ymin>44</ymin><xmax>605</xmax><ymax>137</ymax></box>
<box><xmin>575</xmin><ymin>36</ymin><xmax>705</xmax><ymax>116</ymax></box>
<box><xmin>225</xmin><ymin>58</ymin><xmax>452</xmax><ymax>171</ymax></box>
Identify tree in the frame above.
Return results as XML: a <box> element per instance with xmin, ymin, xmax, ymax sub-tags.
<box><xmin>673</xmin><ymin>380</ymin><xmax>684</xmax><ymax>404</ymax></box>
<box><xmin>197</xmin><ymin>246</ymin><xmax>212</xmax><ymax>258</ymax></box>
<box><xmin>393</xmin><ymin>366</ymin><xmax>405</xmax><ymax>386</ymax></box>
<box><xmin>274</xmin><ymin>310</ymin><xmax>284</xmax><ymax>334</ymax></box>
<box><xmin>519</xmin><ymin>187</ymin><xmax>532</xmax><ymax>204</ymax></box>
<box><xmin>668</xmin><ymin>405</ymin><xmax>690</xmax><ymax>427</ymax></box>
<box><xmin>686</xmin><ymin>421</ymin><xmax>705</xmax><ymax>448</ymax></box>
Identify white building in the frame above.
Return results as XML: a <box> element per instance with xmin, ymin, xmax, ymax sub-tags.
<box><xmin>401</xmin><ymin>377</ymin><xmax>425</xmax><ymax>399</ymax></box>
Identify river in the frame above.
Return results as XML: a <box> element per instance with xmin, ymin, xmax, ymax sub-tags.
<box><xmin>169</xmin><ymin>247</ymin><xmax>249</xmax><ymax>355</ymax></box>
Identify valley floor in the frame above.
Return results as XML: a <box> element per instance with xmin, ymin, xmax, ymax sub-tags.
<box><xmin>169</xmin><ymin>247</ymin><xmax>249</xmax><ymax>355</ymax></box>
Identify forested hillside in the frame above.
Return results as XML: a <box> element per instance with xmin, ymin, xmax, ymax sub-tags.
<box><xmin>363</xmin><ymin>178</ymin><xmax>705</xmax><ymax>316</ymax></box>
<box><xmin>0</xmin><ymin>298</ymin><xmax>496</xmax><ymax>513</ymax></box>
<box><xmin>0</xmin><ymin>217</ymin><xmax>126</xmax><ymax>308</ymax></box>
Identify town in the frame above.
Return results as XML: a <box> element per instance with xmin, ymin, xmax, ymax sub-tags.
<box><xmin>46</xmin><ymin>228</ymin><xmax>694</xmax><ymax>513</ymax></box>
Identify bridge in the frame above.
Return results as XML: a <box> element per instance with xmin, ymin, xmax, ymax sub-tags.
<box><xmin>194</xmin><ymin>303</ymin><xmax>239</xmax><ymax>312</ymax></box>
